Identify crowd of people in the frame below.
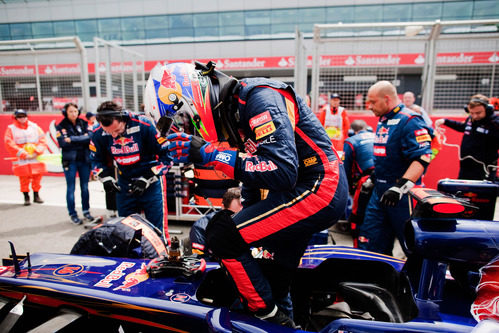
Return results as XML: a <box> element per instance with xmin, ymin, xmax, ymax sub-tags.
<box><xmin>2</xmin><ymin>61</ymin><xmax>498</xmax><ymax>327</ymax></box>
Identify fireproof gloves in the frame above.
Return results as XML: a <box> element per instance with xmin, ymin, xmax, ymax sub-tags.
<box><xmin>101</xmin><ymin>176</ymin><xmax>121</xmax><ymax>193</ymax></box>
<box><xmin>166</xmin><ymin>133</ymin><xmax>237</xmax><ymax>179</ymax></box>
<box><xmin>128</xmin><ymin>177</ymin><xmax>149</xmax><ymax>196</ymax></box>
<box><xmin>380</xmin><ymin>178</ymin><xmax>415</xmax><ymax>207</ymax></box>
<box><xmin>95</xmin><ymin>168</ymin><xmax>121</xmax><ymax>193</ymax></box>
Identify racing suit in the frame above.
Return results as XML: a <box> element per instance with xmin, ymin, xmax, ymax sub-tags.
<box><xmin>343</xmin><ymin>130</ymin><xmax>374</xmax><ymax>243</ymax></box>
<box><xmin>205</xmin><ymin>78</ymin><xmax>348</xmax><ymax>316</ymax></box>
<box><xmin>442</xmin><ymin>113</ymin><xmax>499</xmax><ymax>181</ymax></box>
<box><xmin>90</xmin><ymin>113</ymin><xmax>171</xmax><ymax>241</ymax></box>
<box><xmin>358</xmin><ymin>105</ymin><xmax>433</xmax><ymax>255</ymax></box>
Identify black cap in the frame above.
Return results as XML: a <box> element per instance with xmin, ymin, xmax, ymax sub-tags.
<box><xmin>330</xmin><ymin>93</ymin><xmax>341</xmax><ymax>99</ymax></box>
<box><xmin>14</xmin><ymin>109</ymin><xmax>27</xmax><ymax>118</ymax></box>
<box><xmin>85</xmin><ymin>111</ymin><xmax>96</xmax><ymax>120</ymax></box>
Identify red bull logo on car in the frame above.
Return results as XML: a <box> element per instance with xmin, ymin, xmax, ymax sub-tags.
<box><xmin>94</xmin><ymin>262</ymin><xmax>135</xmax><ymax>288</ymax></box>
<box><xmin>114</xmin><ymin>263</ymin><xmax>149</xmax><ymax>291</ymax></box>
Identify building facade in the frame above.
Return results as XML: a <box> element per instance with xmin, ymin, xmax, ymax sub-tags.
<box><xmin>0</xmin><ymin>0</ymin><xmax>498</xmax><ymax>112</ymax></box>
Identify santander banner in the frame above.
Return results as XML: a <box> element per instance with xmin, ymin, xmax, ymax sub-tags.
<box><xmin>0</xmin><ymin>52</ymin><xmax>498</xmax><ymax>76</ymax></box>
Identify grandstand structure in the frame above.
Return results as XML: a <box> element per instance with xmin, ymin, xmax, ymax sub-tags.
<box><xmin>0</xmin><ymin>0</ymin><xmax>498</xmax><ymax>113</ymax></box>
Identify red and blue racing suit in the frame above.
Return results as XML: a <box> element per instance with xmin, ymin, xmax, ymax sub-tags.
<box><xmin>205</xmin><ymin>78</ymin><xmax>348</xmax><ymax>316</ymax></box>
<box><xmin>90</xmin><ymin>113</ymin><xmax>171</xmax><ymax>241</ymax></box>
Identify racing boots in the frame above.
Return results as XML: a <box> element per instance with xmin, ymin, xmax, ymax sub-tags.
<box><xmin>257</xmin><ymin>306</ymin><xmax>299</xmax><ymax>328</ymax></box>
<box><xmin>33</xmin><ymin>191</ymin><xmax>44</xmax><ymax>204</ymax></box>
<box><xmin>23</xmin><ymin>192</ymin><xmax>30</xmax><ymax>206</ymax></box>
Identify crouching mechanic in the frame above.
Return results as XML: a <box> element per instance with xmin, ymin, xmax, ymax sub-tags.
<box><xmin>144</xmin><ymin>61</ymin><xmax>348</xmax><ymax>327</ymax></box>
<box><xmin>90</xmin><ymin>101</ymin><xmax>171</xmax><ymax>243</ymax></box>
<box><xmin>359</xmin><ymin>81</ymin><xmax>434</xmax><ymax>255</ymax></box>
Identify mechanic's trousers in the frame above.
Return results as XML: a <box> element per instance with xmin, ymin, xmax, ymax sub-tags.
<box><xmin>116</xmin><ymin>175</ymin><xmax>170</xmax><ymax>244</ymax></box>
<box><xmin>206</xmin><ymin>160</ymin><xmax>348</xmax><ymax>316</ymax></box>
<box><xmin>357</xmin><ymin>183</ymin><xmax>411</xmax><ymax>255</ymax></box>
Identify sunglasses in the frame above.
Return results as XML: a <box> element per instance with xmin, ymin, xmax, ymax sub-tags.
<box><xmin>96</xmin><ymin>115</ymin><xmax>114</xmax><ymax>127</ymax></box>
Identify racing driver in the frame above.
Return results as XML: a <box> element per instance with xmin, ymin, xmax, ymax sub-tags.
<box><xmin>144</xmin><ymin>61</ymin><xmax>348</xmax><ymax>327</ymax></box>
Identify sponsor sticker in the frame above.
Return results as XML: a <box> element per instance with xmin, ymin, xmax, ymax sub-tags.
<box><xmin>127</xmin><ymin>126</ymin><xmax>140</xmax><ymax>135</ymax></box>
<box><xmin>249</xmin><ymin>111</ymin><xmax>272</xmax><ymax>130</ymax></box>
<box><xmin>245</xmin><ymin>160</ymin><xmax>278</xmax><ymax>172</ymax></box>
<box><xmin>373</xmin><ymin>146</ymin><xmax>386</xmax><ymax>156</ymax></box>
<box><xmin>414</xmin><ymin>129</ymin><xmax>428</xmax><ymax>136</ymax></box>
<box><xmin>54</xmin><ymin>264</ymin><xmax>84</xmax><ymax>276</ymax></box>
<box><xmin>115</xmin><ymin>154</ymin><xmax>140</xmax><ymax>165</ymax></box>
<box><xmin>303</xmin><ymin>156</ymin><xmax>318</xmax><ymax>167</ymax></box>
<box><xmin>255</xmin><ymin>121</ymin><xmax>276</xmax><ymax>140</ymax></box>
<box><xmin>94</xmin><ymin>262</ymin><xmax>135</xmax><ymax>288</ymax></box>
<box><xmin>113</xmin><ymin>263</ymin><xmax>148</xmax><ymax>291</ymax></box>
<box><xmin>415</xmin><ymin>134</ymin><xmax>431</xmax><ymax>143</ymax></box>
<box><xmin>215</xmin><ymin>151</ymin><xmax>233</xmax><ymax>164</ymax></box>
<box><xmin>171</xmin><ymin>293</ymin><xmax>191</xmax><ymax>303</ymax></box>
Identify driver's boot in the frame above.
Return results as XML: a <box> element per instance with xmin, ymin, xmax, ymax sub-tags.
<box><xmin>23</xmin><ymin>192</ymin><xmax>30</xmax><ymax>206</ymax></box>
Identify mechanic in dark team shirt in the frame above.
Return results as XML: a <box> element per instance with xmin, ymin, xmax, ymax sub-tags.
<box><xmin>144</xmin><ymin>61</ymin><xmax>348</xmax><ymax>327</ymax></box>
<box><xmin>89</xmin><ymin>101</ymin><xmax>171</xmax><ymax>243</ymax></box>
<box><xmin>358</xmin><ymin>81</ymin><xmax>433</xmax><ymax>255</ymax></box>
<box><xmin>435</xmin><ymin>94</ymin><xmax>499</xmax><ymax>181</ymax></box>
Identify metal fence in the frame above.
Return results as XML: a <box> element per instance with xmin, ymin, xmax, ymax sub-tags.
<box><xmin>309</xmin><ymin>19</ymin><xmax>499</xmax><ymax>114</ymax></box>
<box><xmin>0</xmin><ymin>36</ymin><xmax>89</xmax><ymax>113</ymax></box>
<box><xmin>0</xmin><ymin>36</ymin><xmax>145</xmax><ymax>114</ymax></box>
<box><xmin>94</xmin><ymin>37</ymin><xmax>145</xmax><ymax>113</ymax></box>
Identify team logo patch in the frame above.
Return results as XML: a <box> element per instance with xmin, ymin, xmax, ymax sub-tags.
<box><xmin>387</xmin><ymin>119</ymin><xmax>400</xmax><ymax>125</ymax></box>
<box><xmin>373</xmin><ymin>146</ymin><xmax>386</xmax><ymax>156</ymax></box>
<box><xmin>420</xmin><ymin>154</ymin><xmax>431</xmax><ymax>163</ymax></box>
<box><xmin>89</xmin><ymin>143</ymin><xmax>96</xmax><ymax>152</ymax></box>
<box><xmin>303</xmin><ymin>156</ymin><xmax>318</xmax><ymax>167</ymax></box>
<box><xmin>255</xmin><ymin>121</ymin><xmax>276</xmax><ymax>140</ymax></box>
<box><xmin>244</xmin><ymin>139</ymin><xmax>258</xmax><ymax>154</ymax></box>
<box><xmin>249</xmin><ymin>111</ymin><xmax>272</xmax><ymax>130</ymax></box>
<box><xmin>416</xmin><ymin>134</ymin><xmax>432</xmax><ymax>143</ymax></box>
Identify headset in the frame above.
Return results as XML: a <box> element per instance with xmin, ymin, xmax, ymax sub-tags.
<box><xmin>464</xmin><ymin>97</ymin><xmax>494</xmax><ymax>117</ymax></box>
<box><xmin>62</xmin><ymin>103</ymin><xmax>80</xmax><ymax>117</ymax></box>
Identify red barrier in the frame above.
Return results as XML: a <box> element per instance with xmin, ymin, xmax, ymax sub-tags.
<box><xmin>0</xmin><ymin>112</ymin><xmax>466</xmax><ymax>189</ymax></box>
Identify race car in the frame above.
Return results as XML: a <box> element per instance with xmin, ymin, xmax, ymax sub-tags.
<box><xmin>0</xmin><ymin>185</ymin><xmax>497</xmax><ymax>332</ymax></box>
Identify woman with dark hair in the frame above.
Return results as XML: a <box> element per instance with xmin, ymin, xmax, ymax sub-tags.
<box><xmin>56</xmin><ymin>103</ymin><xmax>94</xmax><ymax>225</ymax></box>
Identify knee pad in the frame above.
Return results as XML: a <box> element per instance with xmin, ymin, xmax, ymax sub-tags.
<box><xmin>206</xmin><ymin>209</ymin><xmax>248</xmax><ymax>258</ymax></box>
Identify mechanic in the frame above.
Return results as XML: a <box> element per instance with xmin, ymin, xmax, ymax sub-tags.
<box><xmin>144</xmin><ymin>61</ymin><xmax>348</xmax><ymax>327</ymax></box>
<box><xmin>190</xmin><ymin>187</ymin><xmax>243</xmax><ymax>258</ymax></box>
<box><xmin>402</xmin><ymin>91</ymin><xmax>432</xmax><ymax>127</ymax></box>
<box><xmin>56</xmin><ymin>103</ymin><xmax>95</xmax><ymax>225</ymax></box>
<box><xmin>435</xmin><ymin>94</ymin><xmax>499</xmax><ymax>181</ymax></box>
<box><xmin>358</xmin><ymin>81</ymin><xmax>433</xmax><ymax>255</ymax></box>
<box><xmin>4</xmin><ymin>109</ymin><xmax>47</xmax><ymax>205</ymax></box>
<box><xmin>342</xmin><ymin>120</ymin><xmax>374</xmax><ymax>243</ymax></box>
<box><xmin>317</xmin><ymin>93</ymin><xmax>351</xmax><ymax>152</ymax></box>
<box><xmin>90</xmin><ymin>101</ymin><xmax>171</xmax><ymax>243</ymax></box>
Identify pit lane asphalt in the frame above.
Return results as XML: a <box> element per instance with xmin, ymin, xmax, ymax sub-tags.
<box><xmin>0</xmin><ymin>175</ymin><xmax>358</xmax><ymax>260</ymax></box>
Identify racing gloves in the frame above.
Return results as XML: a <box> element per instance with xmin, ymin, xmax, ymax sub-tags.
<box><xmin>380</xmin><ymin>178</ymin><xmax>415</xmax><ymax>207</ymax></box>
<box><xmin>101</xmin><ymin>176</ymin><xmax>121</xmax><ymax>193</ymax></box>
<box><xmin>95</xmin><ymin>168</ymin><xmax>121</xmax><ymax>193</ymax></box>
<box><xmin>128</xmin><ymin>175</ymin><xmax>158</xmax><ymax>196</ymax></box>
<box><xmin>166</xmin><ymin>133</ymin><xmax>237</xmax><ymax>179</ymax></box>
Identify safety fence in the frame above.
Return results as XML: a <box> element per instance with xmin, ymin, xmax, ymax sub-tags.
<box><xmin>0</xmin><ymin>36</ymin><xmax>144</xmax><ymax>114</ymax></box>
<box><xmin>309</xmin><ymin>19</ymin><xmax>499</xmax><ymax>113</ymax></box>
